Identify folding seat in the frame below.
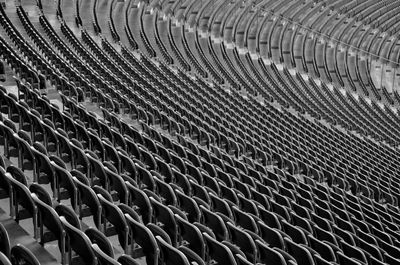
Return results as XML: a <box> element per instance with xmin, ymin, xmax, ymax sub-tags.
<box><xmin>126</xmin><ymin>182</ymin><xmax>152</xmax><ymax>224</ymax></box>
<box><xmin>155</xmin><ymin>157</ymin><xmax>174</xmax><ymax>182</ymax></box>
<box><xmin>356</xmin><ymin>228</ymin><xmax>378</xmax><ymax>246</ymax></box>
<box><xmin>154</xmin><ymin>177</ymin><xmax>177</xmax><ymax>206</ymax></box>
<box><xmin>200</xmin><ymin>205</ymin><xmax>228</xmax><ymax>241</ymax></box>
<box><xmin>150</xmin><ymin>197</ymin><xmax>178</xmax><ymax>246</ymax></box>
<box><xmin>231</xmin><ymin>206</ymin><xmax>258</xmax><ymax>234</ymax></box>
<box><xmin>42</xmin><ymin>119</ymin><xmax>58</xmax><ymax>153</ymax></box>
<box><xmin>270</xmin><ymin>200</ymin><xmax>291</xmax><ymax>222</ymax></box>
<box><xmin>175</xmin><ymin>189</ymin><xmax>201</xmax><ymax>223</ymax></box>
<box><xmin>147</xmin><ymin>222</ymin><xmax>172</xmax><ymax>244</ymax></box>
<box><xmin>272</xmin><ymin>190</ymin><xmax>292</xmax><ymax>209</ymax></box>
<box><xmin>125</xmin><ymin>214</ymin><xmax>159</xmax><ymax>265</ymax></box>
<box><xmin>74</xmin><ymin>120</ymin><xmax>90</xmax><ymax>149</ymax></box>
<box><xmin>226</xmin><ymin>222</ymin><xmax>257</xmax><ymax>263</ymax></box>
<box><xmin>190</xmin><ymin>180</ymin><xmax>211</xmax><ymax>205</ymax></box>
<box><xmin>54</xmin><ymin>204</ymin><xmax>81</xmax><ymax>230</ymax></box>
<box><xmin>4</xmin><ymin>93</ymin><xmax>20</xmax><ymax>123</ymax></box>
<box><xmin>73</xmin><ymin>175</ymin><xmax>101</xmax><ymax>228</ymax></box>
<box><xmin>203</xmin><ymin>232</ymin><xmax>236</xmax><ymax>265</ymax></box>
<box><xmin>209</xmin><ymin>192</ymin><xmax>234</xmax><ymax>220</ymax></box>
<box><xmin>156</xmin><ymin>236</ymin><xmax>190</xmax><ymax>265</ymax></box>
<box><xmin>14</xmin><ymin>131</ymin><xmax>35</xmax><ymax>175</ymax></box>
<box><xmin>104</xmin><ymin>164</ymin><xmax>128</xmax><ymax>204</ymax></box>
<box><xmin>31</xmin><ymin>193</ymin><xmax>66</xmax><ymax>264</ymax></box>
<box><xmin>185</xmin><ymin>149</ymin><xmax>201</xmax><ymax>167</ymax></box>
<box><xmin>28</xmin><ymin>182</ymin><xmax>51</xmax><ymax>206</ymax></box>
<box><xmin>175</xmin><ymin>213</ymin><xmax>205</xmax><ymax>258</ymax></box>
<box><xmin>170</xmin><ymin>168</ymin><xmax>191</xmax><ymax>195</ymax></box>
<box><xmin>49</xmin><ymin>155</ymin><xmax>76</xmax><ymax>206</ymax></box>
<box><xmin>170</xmin><ymin>153</ymin><xmax>186</xmax><ymax>175</ymax></box>
<box><xmin>98</xmin><ymin>194</ymin><xmax>129</xmax><ymax>252</ymax></box>
<box><xmin>85</xmin><ymin>227</ymin><xmax>114</xmax><ymax>259</ymax></box>
<box><xmin>281</xmin><ymin>219</ymin><xmax>309</xmax><ymax>245</ymax></box>
<box><xmin>139</xmin><ymin>147</ymin><xmax>157</xmax><ymax>170</ymax></box>
<box><xmin>256</xmin><ymin>240</ymin><xmax>287</xmax><ymax>265</ymax></box>
<box><xmin>258</xmin><ymin>206</ymin><xmax>282</xmax><ymax>229</ymax></box>
<box><xmin>357</xmin><ymin>236</ymin><xmax>383</xmax><ymax>262</ymax></box>
<box><xmin>60</xmin><ymin>216</ymin><xmax>97</xmax><ymax>265</ymax></box>
<box><xmin>0</xmin><ymin>121</ymin><xmax>18</xmax><ymax>160</ymax></box>
<box><xmin>238</xmin><ymin>194</ymin><xmax>258</xmax><ymax>216</ymax></box>
<box><xmin>311</xmin><ymin>212</ymin><xmax>332</xmax><ymax>232</ymax></box>
<box><xmin>172</xmin><ymin>141</ymin><xmax>186</xmax><ymax>159</ymax></box>
<box><xmin>370</xmin><ymin>225</ymin><xmax>392</xmax><ymax>244</ymax></box>
<box><xmin>249</xmin><ymin>188</ymin><xmax>270</xmax><ymax>210</ymax></box>
<box><xmin>285</xmin><ymin>237</ymin><xmax>317</xmax><ymax>265</ymax></box>
<box><xmin>314</xmin><ymin>225</ymin><xmax>338</xmax><ymax>246</ymax></box>
<box><xmin>117</xmin><ymin>202</ymin><xmax>140</xmax><ymax>222</ymax></box>
<box><xmin>291</xmin><ymin>212</ymin><xmax>314</xmax><ymax>234</ymax></box>
<box><xmin>85</xmin><ymin>150</ymin><xmax>107</xmax><ymax>188</ymax></box>
<box><xmin>117</xmin><ymin>149</ymin><xmax>137</xmax><ymax>178</ymax></box>
<box><xmin>257</xmin><ymin>221</ymin><xmax>286</xmax><ymax>249</ymax></box>
<box><xmin>231</xmin><ymin>178</ymin><xmax>251</xmax><ymax>198</ymax></box>
<box><xmin>349</xmin><ymin>216</ymin><xmax>370</xmax><ymax>233</ymax></box>
<box><xmin>142</xmin><ymin>134</ymin><xmax>157</xmax><ymax>154</ymax></box>
<box><xmin>6</xmin><ymin>173</ymin><xmax>38</xmax><ymax>237</ymax></box>
<box><xmin>339</xmin><ymin>239</ymin><xmax>368</xmax><ymax>264</ymax></box>
<box><xmin>376</xmin><ymin>236</ymin><xmax>400</xmax><ymax>260</ymax></box>
<box><xmin>123</xmin><ymin>137</ymin><xmax>141</xmax><ymax>161</ymax></box>
<box><xmin>201</xmin><ymin>172</ymin><xmax>220</xmax><ymax>195</ymax></box>
<box><xmin>308</xmin><ymin>235</ymin><xmax>337</xmax><ymax>262</ymax></box>
<box><xmin>10</xmin><ymin>244</ymin><xmax>40</xmax><ymax>265</ymax></box>
<box><xmin>103</xmin><ymin>140</ymin><xmax>121</xmax><ymax>172</ymax></box>
<box><xmin>87</xmin><ymin>129</ymin><xmax>104</xmax><ymax>161</ymax></box>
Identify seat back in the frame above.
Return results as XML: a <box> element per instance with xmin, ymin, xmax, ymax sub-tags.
<box><xmin>125</xmin><ymin>214</ymin><xmax>159</xmax><ymax>265</ymax></box>
<box><xmin>203</xmin><ymin>233</ymin><xmax>237</xmax><ymax>265</ymax></box>
<box><xmin>156</xmin><ymin>236</ymin><xmax>190</xmax><ymax>265</ymax></box>
<box><xmin>60</xmin><ymin>216</ymin><xmax>97</xmax><ymax>265</ymax></box>
<box><xmin>10</xmin><ymin>244</ymin><xmax>40</xmax><ymax>265</ymax></box>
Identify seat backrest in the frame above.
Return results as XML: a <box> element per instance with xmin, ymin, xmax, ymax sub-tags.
<box><xmin>150</xmin><ymin>197</ymin><xmax>178</xmax><ymax>246</ymax></box>
<box><xmin>60</xmin><ymin>216</ymin><xmax>97</xmax><ymax>265</ymax></box>
<box><xmin>98</xmin><ymin>194</ymin><xmax>129</xmax><ymax>252</ymax></box>
<box><xmin>284</xmin><ymin>238</ymin><xmax>315</xmax><ymax>265</ymax></box>
<box><xmin>256</xmin><ymin>240</ymin><xmax>287</xmax><ymax>265</ymax></box>
<box><xmin>73</xmin><ymin>177</ymin><xmax>101</xmax><ymax>228</ymax></box>
<box><xmin>257</xmin><ymin>221</ymin><xmax>285</xmax><ymax>249</ymax></box>
<box><xmin>54</xmin><ymin>204</ymin><xmax>81</xmax><ymax>230</ymax></box>
<box><xmin>92</xmin><ymin>244</ymin><xmax>120</xmax><ymax>265</ymax></box>
<box><xmin>200</xmin><ymin>205</ymin><xmax>228</xmax><ymax>241</ymax></box>
<box><xmin>10</xmin><ymin>244</ymin><xmax>40</xmax><ymax>265</ymax></box>
<box><xmin>203</xmin><ymin>232</ymin><xmax>237</xmax><ymax>265</ymax></box>
<box><xmin>125</xmin><ymin>214</ymin><xmax>159</xmax><ymax>265</ymax></box>
<box><xmin>226</xmin><ymin>222</ymin><xmax>257</xmax><ymax>263</ymax></box>
<box><xmin>126</xmin><ymin>182</ymin><xmax>152</xmax><ymax>224</ymax></box>
<box><xmin>175</xmin><ymin>214</ymin><xmax>205</xmax><ymax>259</ymax></box>
<box><xmin>29</xmin><ymin>183</ymin><xmax>52</xmax><ymax>206</ymax></box>
<box><xmin>32</xmin><ymin>194</ymin><xmax>64</xmax><ymax>241</ymax></box>
<box><xmin>85</xmin><ymin>227</ymin><xmax>114</xmax><ymax>258</ymax></box>
<box><xmin>156</xmin><ymin>236</ymin><xmax>190</xmax><ymax>265</ymax></box>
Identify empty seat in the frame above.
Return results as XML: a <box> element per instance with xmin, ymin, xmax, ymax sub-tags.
<box><xmin>125</xmin><ymin>214</ymin><xmax>159</xmax><ymax>265</ymax></box>
<box><xmin>156</xmin><ymin>236</ymin><xmax>190</xmax><ymax>265</ymax></box>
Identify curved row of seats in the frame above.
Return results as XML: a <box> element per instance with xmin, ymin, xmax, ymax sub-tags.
<box><xmin>0</xmin><ymin>0</ymin><xmax>400</xmax><ymax>264</ymax></box>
